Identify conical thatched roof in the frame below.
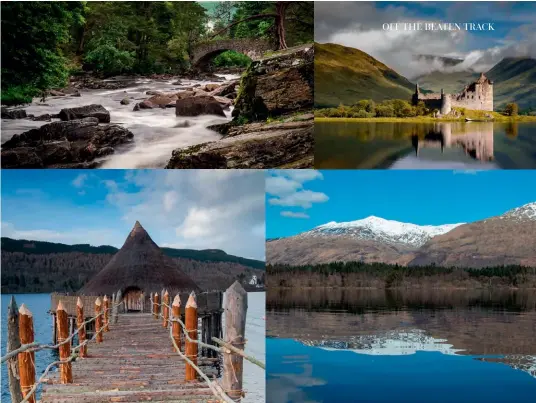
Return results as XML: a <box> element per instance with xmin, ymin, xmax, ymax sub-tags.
<box><xmin>79</xmin><ymin>221</ymin><xmax>200</xmax><ymax>295</ymax></box>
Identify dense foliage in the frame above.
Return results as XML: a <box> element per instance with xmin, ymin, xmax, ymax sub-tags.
<box><xmin>315</xmin><ymin>99</ymin><xmax>431</xmax><ymax>118</ymax></box>
<box><xmin>268</xmin><ymin>262</ymin><xmax>536</xmax><ymax>289</ymax></box>
<box><xmin>1</xmin><ymin>1</ymin><xmax>313</xmax><ymax>104</ymax></box>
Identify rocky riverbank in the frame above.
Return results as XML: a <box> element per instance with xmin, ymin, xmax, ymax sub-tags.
<box><xmin>1</xmin><ymin>44</ymin><xmax>314</xmax><ymax>168</ymax></box>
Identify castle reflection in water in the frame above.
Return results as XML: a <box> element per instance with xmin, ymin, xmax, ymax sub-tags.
<box><xmin>411</xmin><ymin>122</ymin><xmax>494</xmax><ymax>162</ymax></box>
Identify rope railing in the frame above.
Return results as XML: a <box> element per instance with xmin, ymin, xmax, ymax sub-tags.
<box><xmin>4</xmin><ymin>294</ymin><xmax>123</xmax><ymax>403</ymax></box>
<box><xmin>154</xmin><ymin>298</ymin><xmax>266</xmax><ymax>369</ymax></box>
<box><xmin>150</xmin><ymin>288</ymin><xmax>265</xmax><ymax>402</ymax></box>
<box><xmin>1</xmin><ymin>312</ymin><xmax>105</xmax><ymax>363</ymax></box>
<box><xmin>20</xmin><ymin>319</ymin><xmax>109</xmax><ymax>403</ymax></box>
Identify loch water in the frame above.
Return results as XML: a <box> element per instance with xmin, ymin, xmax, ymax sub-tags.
<box><xmin>267</xmin><ymin>288</ymin><xmax>536</xmax><ymax>403</ymax></box>
<box><xmin>1</xmin><ymin>292</ymin><xmax>265</xmax><ymax>403</ymax></box>
<box><xmin>315</xmin><ymin>121</ymin><xmax>536</xmax><ymax>169</ymax></box>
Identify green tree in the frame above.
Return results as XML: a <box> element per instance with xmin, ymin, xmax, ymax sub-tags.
<box><xmin>1</xmin><ymin>1</ymin><xmax>85</xmax><ymax>104</ymax></box>
<box><xmin>504</xmin><ymin>103</ymin><xmax>519</xmax><ymax>117</ymax></box>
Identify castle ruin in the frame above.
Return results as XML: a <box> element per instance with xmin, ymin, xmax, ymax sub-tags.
<box><xmin>412</xmin><ymin>73</ymin><xmax>493</xmax><ymax>115</ymax></box>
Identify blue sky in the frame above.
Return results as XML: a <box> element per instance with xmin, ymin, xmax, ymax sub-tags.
<box><xmin>1</xmin><ymin>170</ymin><xmax>266</xmax><ymax>260</ymax></box>
<box><xmin>266</xmin><ymin>170</ymin><xmax>536</xmax><ymax>239</ymax></box>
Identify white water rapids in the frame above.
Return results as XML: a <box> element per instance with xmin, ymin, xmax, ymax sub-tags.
<box><xmin>1</xmin><ymin>74</ymin><xmax>240</xmax><ymax>168</ymax></box>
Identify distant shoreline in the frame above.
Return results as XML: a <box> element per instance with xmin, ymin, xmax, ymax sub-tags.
<box><xmin>314</xmin><ymin>116</ymin><xmax>536</xmax><ymax>123</ymax></box>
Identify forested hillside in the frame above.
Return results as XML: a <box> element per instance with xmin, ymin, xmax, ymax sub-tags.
<box><xmin>1</xmin><ymin>237</ymin><xmax>265</xmax><ymax>293</ymax></box>
<box><xmin>1</xmin><ymin>1</ymin><xmax>313</xmax><ymax>105</ymax></box>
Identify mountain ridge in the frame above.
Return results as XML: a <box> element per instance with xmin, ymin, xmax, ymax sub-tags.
<box><xmin>315</xmin><ymin>42</ymin><xmax>536</xmax><ymax>111</ymax></box>
<box><xmin>267</xmin><ymin>202</ymin><xmax>536</xmax><ymax>268</ymax></box>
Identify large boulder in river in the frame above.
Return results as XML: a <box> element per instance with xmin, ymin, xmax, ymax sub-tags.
<box><xmin>209</xmin><ymin>80</ymin><xmax>238</xmax><ymax>97</ymax></box>
<box><xmin>175</xmin><ymin>95</ymin><xmax>226</xmax><ymax>117</ymax></box>
<box><xmin>232</xmin><ymin>44</ymin><xmax>313</xmax><ymax>122</ymax></box>
<box><xmin>59</xmin><ymin>104</ymin><xmax>110</xmax><ymax>123</ymax></box>
<box><xmin>1</xmin><ymin>118</ymin><xmax>134</xmax><ymax>168</ymax></box>
<box><xmin>1</xmin><ymin>108</ymin><xmax>27</xmax><ymax>119</ymax></box>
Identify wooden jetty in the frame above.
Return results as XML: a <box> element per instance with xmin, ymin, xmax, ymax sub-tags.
<box><xmin>3</xmin><ymin>282</ymin><xmax>259</xmax><ymax>403</ymax></box>
<box><xmin>41</xmin><ymin>312</ymin><xmax>216</xmax><ymax>402</ymax></box>
<box><xmin>3</xmin><ymin>223</ymin><xmax>264</xmax><ymax>402</ymax></box>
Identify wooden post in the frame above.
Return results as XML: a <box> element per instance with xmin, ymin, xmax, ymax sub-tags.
<box><xmin>154</xmin><ymin>292</ymin><xmax>160</xmax><ymax>319</ymax></box>
<box><xmin>52</xmin><ymin>313</ymin><xmax>57</xmax><ymax>344</ymax></box>
<box><xmin>18</xmin><ymin>304</ymin><xmax>36</xmax><ymax>403</ymax></box>
<box><xmin>172</xmin><ymin>294</ymin><xmax>182</xmax><ymax>352</ymax></box>
<box><xmin>163</xmin><ymin>290</ymin><xmax>170</xmax><ymax>328</ymax></box>
<box><xmin>222</xmin><ymin>281</ymin><xmax>248</xmax><ymax>401</ymax></box>
<box><xmin>56</xmin><ymin>301</ymin><xmax>73</xmax><ymax>383</ymax></box>
<box><xmin>77</xmin><ymin>297</ymin><xmax>87</xmax><ymax>358</ymax></box>
<box><xmin>185</xmin><ymin>292</ymin><xmax>198</xmax><ymax>381</ymax></box>
<box><xmin>114</xmin><ymin>289</ymin><xmax>122</xmax><ymax>323</ymax></box>
<box><xmin>103</xmin><ymin>295</ymin><xmax>110</xmax><ymax>332</ymax></box>
<box><xmin>7</xmin><ymin>296</ymin><xmax>23</xmax><ymax>403</ymax></box>
<box><xmin>95</xmin><ymin>298</ymin><xmax>103</xmax><ymax>343</ymax></box>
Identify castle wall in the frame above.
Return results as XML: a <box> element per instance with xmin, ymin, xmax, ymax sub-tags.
<box><xmin>450</xmin><ymin>82</ymin><xmax>493</xmax><ymax>111</ymax></box>
<box><xmin>412</xmin><ymin>74</ymin><xmax>493</xmax><ymax>115</ymax></box>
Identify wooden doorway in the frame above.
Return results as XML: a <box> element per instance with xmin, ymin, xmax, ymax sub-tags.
<box><xmin>124</xmin><ymin>286</ymin><xmax>143</xmax><ymax>312</ymax></box>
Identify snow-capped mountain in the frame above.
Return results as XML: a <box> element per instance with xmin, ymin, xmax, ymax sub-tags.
<box><xmin>298</xmin><ymin>216</ymin><xmax>463</xmax><ymax>248</ymax></box>
<box><xmin>496</xmin><ymin>202</ymin><xmax>536</xmax><ymax>222</ymax></box>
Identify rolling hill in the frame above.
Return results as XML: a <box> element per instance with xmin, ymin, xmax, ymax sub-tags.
<box><xmin>414</xmin><ymin>57</ymin><xmax>536</xmax><ymax>111</ymax></box>
<box><xmin>315</xmin><ymin>42</ymin><xmax>536</xmax><ymax>112</ymax></box>
<box><xmin>486</xmin><ymin>57</ymin><xmax>536</xmax><ymax>111</ymax></box>
<box><xmin>314</xmin><ymin>42</ymin><xmax>415</xmax><ymax>107</ymax></box>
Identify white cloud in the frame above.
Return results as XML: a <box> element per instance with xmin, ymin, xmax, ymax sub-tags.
<box><xmin>281</xmin><ymin>211</ymin><xmax>310</xmax><ymax>219</ymax></box>
<box><xmin>269</xmin><ymin>190</ymin><xmax>329</xmax><ymax>209</ymax></box>
<box><xmin>267</xmin><ymin>170</ymin><xmax>328</xmax><ymax>219</ymax></box>
<box><xmin>103</xmin><ymin>170</ymin><xmax>266</xmax><ymax>260</ymax></box>
<box><xmin>266</xmin><ymin>176</ymin><xmax>301</xmax><ymax>195</ymax></box>
<box><xmin>72</xmin><ymin>174</ymin><xmax>88</xmax><ymax>188</ymax></box>
<box><xmin>163</xmin><ymin>191</ymin><xmax>178</xmax><ymax>212</ymax></box>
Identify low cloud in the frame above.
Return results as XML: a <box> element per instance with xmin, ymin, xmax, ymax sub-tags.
<box><xmin>281</xmin><ymin>211</ymin><xmax>310</xmax><ymax>219</ymax></box>
<box><xmin>315</xmin><ymin>2</ymin><xmax>536</xmax><ymax>79</ymax></box>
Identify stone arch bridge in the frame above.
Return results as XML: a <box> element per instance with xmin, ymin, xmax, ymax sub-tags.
<box><xmin>192</xmin><ymin>39</ymin><xmax>273</xmax><ymax>69</ymax></box>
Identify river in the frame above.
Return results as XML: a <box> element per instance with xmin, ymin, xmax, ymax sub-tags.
<box><xmin>1</xmin><ymin>291</ymin><xmax>265</xmax><ymax>403</ymax></box>
<box><xmin>315</xmin><ymin>121</ymin><xmax>536</xmax><ymax>169</ymax></box>
<box><xmin>1</xmin><ymin>74</ymin><xmax>239</xmax><ymax>168</ymax></box>
<box><xmin>267</xmin><ymin>288</ymin><xmax>536</xmax><ymax>403</ymax></box>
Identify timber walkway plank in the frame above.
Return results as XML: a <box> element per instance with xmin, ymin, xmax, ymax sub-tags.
<box><xmin>40</xmin><ymin>313</ymin><xmax>217</xmax><ymax>403</ymax></box>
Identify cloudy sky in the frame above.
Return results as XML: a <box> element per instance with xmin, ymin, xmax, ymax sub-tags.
<box><xmin>266</xmin><ymin>170</ymin><xmax>536</xmax><ymax>238</ymax></box>
<box><xmin>1</xmin><ymin>170</ymin><xmax>265</xmax><ymax>260</ymax></box>
<box><xmin>315</xmin><ymin>1</ymin><xmax>536</xmax><ymax>78</ymax></box>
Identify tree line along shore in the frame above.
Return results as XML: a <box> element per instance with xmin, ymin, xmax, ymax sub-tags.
<box><xmin>267</xmin><ymin>262</ymin><xmax>536</xmax><ymax>289</ymax></box>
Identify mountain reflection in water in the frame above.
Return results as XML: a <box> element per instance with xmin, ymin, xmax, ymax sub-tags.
<box><xmin>314</xmin><ymin>121</ymin><xmax>536</xmax><ymax>169</ymax></box>
<box><xmin>267</xmin><ymin>288</ymin><xmax>536</xmax><ymax>403</ymax></box>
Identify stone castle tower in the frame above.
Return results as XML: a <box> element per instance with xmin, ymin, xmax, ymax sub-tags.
<box><xmin>413</xmin><ymin>73</ymin><xmax>493</xmax><ymax>116</ymax></box>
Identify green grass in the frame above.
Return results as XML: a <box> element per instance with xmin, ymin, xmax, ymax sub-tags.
<box><xmin>314</xmin><ymin>42</ymin><xmax>414</xmax><ymax>108</ymax></box>
<box><xmin>315</xmin><ymin>114</ymin><xmax>536</xmax><ymax>123</ymax></box>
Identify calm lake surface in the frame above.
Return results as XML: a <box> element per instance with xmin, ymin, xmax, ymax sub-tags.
<box><xmin>1</xmin><ymin>292</ymin><xmax>265</xmax><ymax>403</ymax></box>
<box><xmin>267</xmin><ymin>288</ymin><xmax>536</xmax><ymax>403</ymax></box>
<box><xmin>315</xmin><ymin>121</ymin><xmax>536</xmax><ymax>169</ymax></box>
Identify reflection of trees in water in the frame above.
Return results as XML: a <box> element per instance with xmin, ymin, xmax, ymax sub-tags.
<box><xmin>267</xmin><ymin>287</ymin><xmax>536</xmax><ymax>312</ymax></box>
<box><xmin>505</xmin><ymin>122</ymin><xmax>519</xmax><ymax>138</ymax></box>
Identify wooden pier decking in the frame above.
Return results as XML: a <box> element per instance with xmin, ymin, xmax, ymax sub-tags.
<box><xmin>40</xmin><ymin>313</ymin><xmax>217</xmax><ymax>403</ymax></box>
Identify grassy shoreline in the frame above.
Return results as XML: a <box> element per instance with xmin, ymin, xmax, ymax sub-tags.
<box><xmin>315</xmin><ymin>116</ymin><xmax>536</xmax><ymax>123</ymax></box>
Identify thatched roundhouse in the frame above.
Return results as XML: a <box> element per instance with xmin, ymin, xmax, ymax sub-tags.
<box><xmin>79</xmin><ymin>221</ymin><xmax>200</xmax><ymax>307</ymax></box>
